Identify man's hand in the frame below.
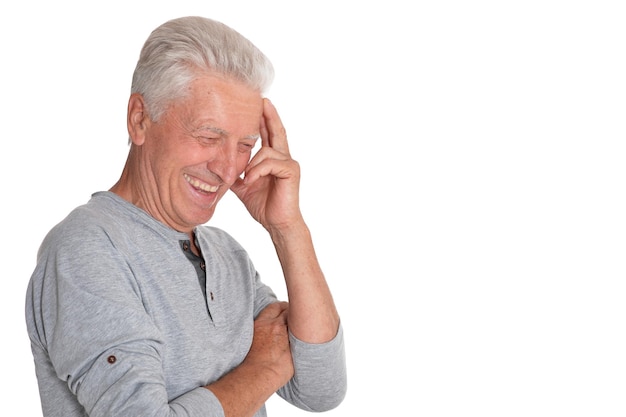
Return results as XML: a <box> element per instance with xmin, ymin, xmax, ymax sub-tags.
<box><xmin>231</xmin><ymin>99</ymin><xmax>304</xmax><ymax>232</ymax></box>
<box><xmin>245</xmin><ymin>302</ymin><xmax>294</xmax><ymax>384</ymax></box>
<box><xmin>205</xmin><ymin>302</ymin><xmax>294</xmax><ymax>415</ymax></box>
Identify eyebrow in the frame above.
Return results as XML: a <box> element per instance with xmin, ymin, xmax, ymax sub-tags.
<box><xmin>197</xmin><ymin>126</ymin><xmax>259</xmax><ymax>141</ymax></box>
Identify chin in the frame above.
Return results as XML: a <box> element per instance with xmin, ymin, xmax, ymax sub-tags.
<box><xmin>196</xmin><ymin>209</ymin><xmax>217</xmax><ymax>225</ymax></box>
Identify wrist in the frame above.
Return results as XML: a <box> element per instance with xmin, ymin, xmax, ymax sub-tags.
<box><xmin>268</xmin><ymin>218</ymin><xmax>309</xmax><ymax>246</ymax></box>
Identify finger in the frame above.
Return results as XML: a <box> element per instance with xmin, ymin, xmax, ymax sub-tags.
<box><xmin>260</xmin><ymin>109</ymin><xmax>269</xmax><ymax>148</ymax></box>
<box><xmin>263</xmin><ymin>98</ymin><xmax>290</xmax><ymax>156</ymax></box>
<box><xmin>243</xmin><ymin>157</ymin><xmax>298</xmax><ymax>185</ymax></box>
<box><xmin>245</xmin><ymin>144</ymin><xmax>290</xmax><ymax>174</ymax></box>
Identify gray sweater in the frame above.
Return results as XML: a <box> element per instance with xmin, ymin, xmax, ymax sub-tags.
<box><xmin>25</xmin><ymin>192</ymin><xmax>346</xmax><ymax>417</ymax></box>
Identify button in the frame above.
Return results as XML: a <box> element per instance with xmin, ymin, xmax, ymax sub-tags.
<box><xmin>200</xmin><ymin>261</ymin><xmax>205</xmax><ymax>271</ymax></box>
<box><xmin>210</xmin><ymin>292</ymin><xmax>214</xmax><ymax>301</ymax></box>
<box><xmin>182</xmin><ymin>242</ymin><xmax>189</xmax><ymax>251</ymax></box>
<box><xmin>107</xmin><ymin>355</ymin><xmax>117</xmax><ymax>364</ymax></box>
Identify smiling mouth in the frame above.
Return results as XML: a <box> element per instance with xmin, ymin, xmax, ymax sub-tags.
<box><xmin>183</xmin><ymin>173</ymin><xmax>219</xmax><ymax>193</ymax></box>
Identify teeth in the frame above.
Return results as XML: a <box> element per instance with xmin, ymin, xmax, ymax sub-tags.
<box><xmin>184</xmin><ymin>174</ymin><xmax>218</xmax><ymax>193</ymax></box>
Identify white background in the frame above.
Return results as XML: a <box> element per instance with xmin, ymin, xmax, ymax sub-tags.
<box><xmin>2</xmin><ymin>1</ymin><xmax>625</xmax><ymax>416</ymax></box>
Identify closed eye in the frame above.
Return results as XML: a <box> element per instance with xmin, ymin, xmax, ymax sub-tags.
<box><xmin>197</xmin><ymin>136</ymin><xmax>221</xmax><ymax>146</ymax></box>
<box><xmin>239</xmin><ymin>139</ymin><xmax>258</xmax><ymax>153</ymax></box>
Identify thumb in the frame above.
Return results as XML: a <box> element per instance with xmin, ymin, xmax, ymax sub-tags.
<box><xmin>229</xmin><ymin>177</ymin><xmax>246</xmax><ymax>200</ymax></box>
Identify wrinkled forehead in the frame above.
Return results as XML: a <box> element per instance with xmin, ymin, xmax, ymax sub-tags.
<box><xmin>165</xmin><ymin>73</ymin><xmax>264</xmax><ymax>136</ymax></box>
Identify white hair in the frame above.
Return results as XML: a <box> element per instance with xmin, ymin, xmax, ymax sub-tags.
<box><xmin>130</xmin><ymin>16</ymin><xmax>275</xmax><ymax>121</ymax></box>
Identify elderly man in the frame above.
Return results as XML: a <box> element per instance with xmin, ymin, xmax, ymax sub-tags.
<box><xmin>26</xmin><ymin>16</ymin><xmax>346</xmax><ymax>417</ymax></box>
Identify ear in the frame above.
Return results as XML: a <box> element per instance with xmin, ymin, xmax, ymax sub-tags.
<box><xmin>127</xmin><ymin>93</ymin><xmax>150</xmax><ymax>146</ymax></box>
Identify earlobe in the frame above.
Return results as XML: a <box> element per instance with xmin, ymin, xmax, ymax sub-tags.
<box><xmin>127</xmin><ymin>93</ymin><xmax>149</xmax><ymax>146</ymax></box>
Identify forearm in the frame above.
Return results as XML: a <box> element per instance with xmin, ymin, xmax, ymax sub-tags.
<box><xmin>205</xmin><ymin>362</ymin><xmax>280</xmax><ymax>417</ymax></box>
<box><xmin>206</xmin><ymin>302</ymin><xmax>294</xmax><ymax>417</ymax></box>
<box><xmin>269</xmin><ymin>220</ymin><xmax>340</xmax><ymax>343</ymax></box>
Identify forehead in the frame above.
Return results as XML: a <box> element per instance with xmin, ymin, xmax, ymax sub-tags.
<box><xmin>170</xmin><ymin>73</ymin><xmax>263</xmax><ymax>133</ymax></box>
<box><xmin>189</xmin><ymin>72</ymin><xmax>262</xmax><ymax>103</ymax></box>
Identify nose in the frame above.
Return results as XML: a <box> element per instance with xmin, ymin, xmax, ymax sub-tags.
<box><xmin>208</xmin><ymin>142</ymin><xmax>240</xmax><ymax>185</ymax></box>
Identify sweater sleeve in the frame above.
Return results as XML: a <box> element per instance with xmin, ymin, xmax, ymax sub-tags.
<box><xmin>276</xmin><ymin>324</ymin><xmax>347</xmax><ymax>412</ymax></box>
<box><xmin>26</xmin><ymin>219</ymin><xmax>227</xmax><ymax>417</ymax></box>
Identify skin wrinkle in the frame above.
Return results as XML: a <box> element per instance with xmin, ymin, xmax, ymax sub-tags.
<box><xmin>112</xmin><ymin>72</ymin><xmax>264</xmax><ymax>236</ymax></box>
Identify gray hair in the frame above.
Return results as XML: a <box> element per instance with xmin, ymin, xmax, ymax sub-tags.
<box><xmin>131</xmin><ymin>16</ymin><xmax>275</xmax><ymax>121</ymax></box>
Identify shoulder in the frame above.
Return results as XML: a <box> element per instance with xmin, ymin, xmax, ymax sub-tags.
<box><xmin>37</xmin><ymin>193</ymin><xmax>140</xmax><ymax>260</ymax></box>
